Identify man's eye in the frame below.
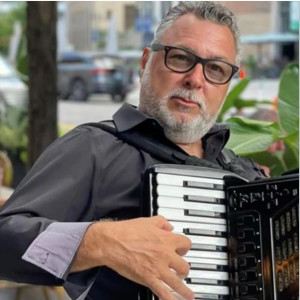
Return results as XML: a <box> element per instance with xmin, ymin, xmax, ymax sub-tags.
<box><xmin>171</xmin><ymin>54</ymin><xmax>189</xmax><ymax>61</ymax></box>
<box><xmin>207</xmin><ymin>63</ymin><xmax>225</xmax><ymax>74</ymax></box>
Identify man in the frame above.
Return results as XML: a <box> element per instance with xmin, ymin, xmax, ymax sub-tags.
<box><xmin>0</xmin><ymin>2</ymin><xmax>265</xmax><ymax>300</ymax></box>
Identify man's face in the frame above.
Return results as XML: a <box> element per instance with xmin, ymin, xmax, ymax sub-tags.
<box><xmin>139</xmin><ymin>14</ymin><xmax>237</xmax><ymax>144</ymax></box>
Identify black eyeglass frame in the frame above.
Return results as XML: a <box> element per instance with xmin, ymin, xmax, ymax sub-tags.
<box><xmin>150</xmin><ymin>43</ymin><xmax>239</xmax><ymax>85</ymax></box>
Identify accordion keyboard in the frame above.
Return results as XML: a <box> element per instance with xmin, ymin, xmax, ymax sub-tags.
<box><xmin>141</xmin><ymin>165</ymin><xmax>299</xmax><ymax>300</ymax></box>
<box><xmin>144</xmin><ymin>165</ymin><xmax>246</xmax><ymax>300</ymax></box>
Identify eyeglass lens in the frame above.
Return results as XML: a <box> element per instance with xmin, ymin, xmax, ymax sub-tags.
<box><xmin>166</xmin><ymin>48</ymin><xmax>234</xmax><ymax>84</ymax></box>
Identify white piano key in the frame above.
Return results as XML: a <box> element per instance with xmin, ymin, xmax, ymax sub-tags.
<box><xmin>188</xmin><ymin>278</ymin><xmax>222</xmax><ymax>285</ymax></box>
<box><xmin>185</xmin><ymin>250</ymin><xmax>228</xmax><ymax>259</ymax></box>
<box><xmin>170</xmin><ymin>221</ymin><xmax>227</xmax><ymax>233</ymax></box>
<box><xmin>157</xmin><ymin>196</ymin><xmax>226</xmax><ymax>213</ymax></box>
<box><xmin>188</xmin><ymin>269</ymin><xmax>228</xmax><ymax>280</ymax></box>
<box><xmin>156</xmin><ymin>173</ymin><xmax>224</xmax><ymax>187</ymax></box>
<box><xmin>184</xmin><ymin>256</ymin><xmax>228</xmax><ymax>266</ymax></box>
<box><xmin>157</xmin><ymin>185</ymin><xmax>225</xmax><ymax>199</ymax></box>
<box><xmin>183</xmin><ymin>235</ymin><xmax>227</xmax><ymax>246</ymax></box>
<box><xmin>153</xmin><ymin>164</ymin><xmax>240</xmax><ymax>181</ymax></box>
<box><xmin>157</xmin><ymin>208</ymin><xmax>226</xmax><ymax>224</ymax></box>
<box><xmin>169</xmin><ymin>285</ymin><xmax>229</xmax><ymax>300</ymax></box>
<box><xmin>186</xmin><ymin>284</ymin><xmax>230</xmax><ymax>295</ymax></box>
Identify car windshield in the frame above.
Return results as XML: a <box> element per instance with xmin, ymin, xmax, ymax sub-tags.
<box><xmin>0</xmin><ymin>55</ymin><xmax>16</xmax><ymax>77</ymax></box>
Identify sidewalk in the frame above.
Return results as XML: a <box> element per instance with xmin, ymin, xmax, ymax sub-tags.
<box><xmin>0</xmin><ymin>285</ymin><xmax>71</xmax><ymax>300</ymax></box>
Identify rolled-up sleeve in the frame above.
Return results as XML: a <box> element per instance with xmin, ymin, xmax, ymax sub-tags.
<box><xmin>0</xmin><ymin>125</ymin><xmax>101</xmax><ymax>286</ymax></box>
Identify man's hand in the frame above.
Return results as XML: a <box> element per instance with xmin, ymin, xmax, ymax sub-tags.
<box><xmin>71</xmin><ymin>216</ymin><xmax>194</xmax><ymax>300</ymax></box>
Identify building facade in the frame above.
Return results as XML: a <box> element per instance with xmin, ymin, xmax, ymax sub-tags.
<box><xmin>67</xmin><ymin>1</ymin><xmax>138</xmax><ymax>52</ymax></box>
<box><xmin>64</xmin><ymin>1</ymin><xmax>298</xmax><ymax>76</ymax></box>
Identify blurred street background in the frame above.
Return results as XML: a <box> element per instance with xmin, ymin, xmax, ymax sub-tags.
<box><xmin>0</xmin><ymin>1</ymin><xmax>299</xmax><ymax>300</ymax></box>
<box><xmin>58</xmin><ymin>78</ymin><xmax>280</xmax><ymax>125</ymax></box>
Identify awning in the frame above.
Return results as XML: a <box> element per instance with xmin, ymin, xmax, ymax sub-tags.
<box><xmin>241</xmin><ymin>32</ymin><xmax>299</xmax><ymax>44</ymax></box>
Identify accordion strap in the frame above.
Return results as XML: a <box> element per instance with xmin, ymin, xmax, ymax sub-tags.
<box><xmin>84</xmin><ymin>120</ymin><xmax>223</xmax><ymax>170</ymax></box>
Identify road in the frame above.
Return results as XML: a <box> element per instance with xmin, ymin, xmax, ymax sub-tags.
<box><xmin>58</xmin><ymin>79</ymin><xmax>280</xmax><ymax>126</ymax></box>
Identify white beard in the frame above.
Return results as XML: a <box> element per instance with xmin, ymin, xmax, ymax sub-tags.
<box><xmin>139</xmin><ymin>60</ymin><xmax>219</xmax><ymax>144</ymax></box>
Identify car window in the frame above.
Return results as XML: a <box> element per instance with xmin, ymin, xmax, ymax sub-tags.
<box><xmin>58</xmin><ymin>53</ymin><xmax>93</xmax><ymax>64</ymax></box>
<box><xmin>0</xmin><ymin>55</ymin><xmax>16</xmax><ymax>77</ymax></box>
<box><xmin>59</xmin><ymin>58</ymin><xmax>86</xmax><ymax>64</ymax></box>
<box><xmin>93</xmin><ymin>58</ymin><xmax>115</xmax><ymax>69</ymax></box>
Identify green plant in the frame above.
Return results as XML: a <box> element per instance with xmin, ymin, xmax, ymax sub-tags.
<box><xmin>217</xmin><ymin>78</ymin><xmax>272</xmax><ymax>122</ymax></box>
<box><xmin>245</xmin><ymin>55</ymin><xmax>258</xmax><ymax>78</ymax></box>
<box><xmin>0</xmin><ymin>150</ymin><xmax>13</xmax><ymax>187</ymax></box>
<box><xmin>0</xmin><ymin>3</ymin><xmax>26</xmax><ymax>55</ymax></box>
<box><xmin>225</xmin><ymin>63</ymin><xmax>299</xmax><ymax>176</ymax></box>
<box><xmin>0</xmin><ymin>106</ymin><xmax>28</xmax><ymax>163</ymax></box>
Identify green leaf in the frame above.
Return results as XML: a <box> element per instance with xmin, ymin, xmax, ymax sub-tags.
<box><xmin>278</xmin><ymin>63</ymin><xmax>299</xmax><ymax>136</ymax></box>
<box><xmin>235</xmin><ymin>98</ymin><xmax>272</xmax><ymax>109</ymax></box>
<box><xmin>225</xmin><ymin>117</ymin><xmax>278</xmax><ymax>155</ymax></box>
<box><xmin>282</xmin><ymin>142</ymin><xmax>299</xmax><ymax>171</ymax></box>
<box><xmin>284</xmin><ymin>132</ymin><xmax>299</xmax><ymax>164</ymax></box>
<box><xmin>247</xmin><ymin>151</ymin><xmax>288</xmax><ymax>177</ymax></box>
<box><xmin>218</xmin><ymin>79</ymin><xmax>250</xmax><ymax>121</ymax></box>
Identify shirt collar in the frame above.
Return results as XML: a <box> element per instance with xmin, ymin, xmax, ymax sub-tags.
<box><xmin>113</xmin><ymin>103</ymin><xmax>153</xmax><ymax>132</ymax></box>
<box><xmin>202</xmin><ymin>123</ymin><xmax>230</xmax><ymax>160</ymax></box>
<box><xmin>113</xmin><ymin>103</ymin><xmax>230</xmax><ymax>158</ymax></box>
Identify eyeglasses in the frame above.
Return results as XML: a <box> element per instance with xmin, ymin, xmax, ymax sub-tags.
<box><xmin>151</xmin><ymin>43</ymin><xmax>239</xmax><ymax>85</ymax></box>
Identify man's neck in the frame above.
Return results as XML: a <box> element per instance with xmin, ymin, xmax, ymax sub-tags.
<box><xmin>176</xmin><ymin>140</ymin><xmax>204</xmax><ymax>158</ymax></box>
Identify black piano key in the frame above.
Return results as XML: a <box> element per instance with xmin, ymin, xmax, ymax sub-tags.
<box><xmin>185</xmin><ymin>209</ymin><xmax>225</xmax><ymax>218</ymax></box>
<box><xmin>184</xmin><ymin>180</ymin><xmax>224</xmax><ymax>190</ymax></box>
<box><xmin>184</xmin><ymin>228</ymin><xmax>226</xmax><ymax>237</ymax></box>
<box><xmin>184</xmin><ymin>195</ymin><xmax>225</xmax><ymax>204</ymax></box>
<box><xmin>190</xmin><ymin>262</ymin><xmax>228</xmax><ymax>271</ymax></box>
<box><xmin>194</xmin><ymin>293</ymin><xmax>229</xmax><ymax>300</ymax></box>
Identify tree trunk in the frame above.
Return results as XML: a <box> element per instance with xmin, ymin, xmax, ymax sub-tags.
<box><xmin>27</xmin><ymin>2</ymin><xmax>57</xmax><ymax>167</ymax></box>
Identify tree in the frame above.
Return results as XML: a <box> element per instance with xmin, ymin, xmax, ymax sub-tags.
<box><xmin>27</xmin><ymin>2</ymin><xmax>57</xmax><ymax>167</ymax></box>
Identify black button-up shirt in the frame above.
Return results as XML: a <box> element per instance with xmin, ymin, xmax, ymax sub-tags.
<box><xmin>0</xmin><ymin>104</ymin><xmax>249</xmax><ymax>299</ymax></box>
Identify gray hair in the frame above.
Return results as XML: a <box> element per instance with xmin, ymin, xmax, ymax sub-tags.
<box><xmin>151</xmin><ymin>1</ymin><xmax>241</xmax><ymax>65</ymax></box>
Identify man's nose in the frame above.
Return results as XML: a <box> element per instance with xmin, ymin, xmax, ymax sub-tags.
<box><xmin>182</xmin><ymin>63</ymin><xmax>205</xmax><ymax>90</ymax></box>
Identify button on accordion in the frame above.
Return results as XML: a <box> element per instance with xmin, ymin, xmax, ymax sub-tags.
<box><xmin>140</xmin><ymin>165</ymin><xmax>299</xmax><ymax>300</ymax></box>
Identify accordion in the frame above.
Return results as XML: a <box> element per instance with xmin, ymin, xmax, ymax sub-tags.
<box><xmin>141</xmin><ymin>165</ymin><xmax>299</xmax><ymax>300</ymax></box>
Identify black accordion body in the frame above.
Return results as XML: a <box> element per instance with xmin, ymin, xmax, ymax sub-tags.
<box><xmin>141</xmin><ymin>165</ymin><xmax>299</xmax><ymax>300</ymax></box>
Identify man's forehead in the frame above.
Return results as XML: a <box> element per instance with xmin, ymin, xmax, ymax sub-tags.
<box><xmin>159</xmin><ymin>15</ymin><xmax>236</xmax><ymax>62</ymax></box>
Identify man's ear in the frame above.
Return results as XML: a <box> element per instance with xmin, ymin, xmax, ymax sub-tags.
<box><xmin>139</xmin><ymin>47</ymin><xmax>150</xmax><ymax>77</ymax></box>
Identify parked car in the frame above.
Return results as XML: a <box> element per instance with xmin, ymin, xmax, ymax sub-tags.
<box><xmin>0</xmin><ymin>53</ymin><xmax>28</xmax><ymax>114</ymax></box>
<box><xmin>57</xmin><ymin>52</ymin><xmax>132</xmax><ymax>102</ymax></box>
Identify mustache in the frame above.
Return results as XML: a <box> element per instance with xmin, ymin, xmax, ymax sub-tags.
<box><xmin>166</xmin><ymin>89</ymin><xmax>206</xmax><ymax>109</ymax></box>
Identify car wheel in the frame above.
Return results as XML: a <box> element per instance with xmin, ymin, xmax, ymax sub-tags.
<box><xmin>57</xmin><ymin>91</ymin><xmax>69</xmax><ymax>101</ymax></box>
<box><xmin>69</xmin><ymin>79</ymin><xmax>89</xmax><ymax>101</ymax></box>
<box><xmin>111</xmin><ymin>93</ymin><xmax>126</xmax><ymax>103</ymax></box>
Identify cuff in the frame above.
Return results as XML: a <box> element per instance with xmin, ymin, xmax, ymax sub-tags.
<box><xmin>22</xmin><ymin>222</ymin><xmax>92</xmax><ymax>279</ymax></box>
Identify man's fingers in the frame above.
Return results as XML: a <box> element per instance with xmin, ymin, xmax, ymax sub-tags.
<box><xmin>150</xmin><ymin>215</ymin><xmax>174</xmax><ymax>231</ymax></box>
<box><xmin>149</xmin><ymin>278</ymin><xmax>178</xmax><ymax>300</ymax></box>
<box><xmin>161</xmin><ymin>269</ymin><xmax>195</xmax><ymax>300</ymax></box>
<box><xmin>169</xmin><ymin>256</ymin><xmax>190</xmax><ymax>279</ymax></box>
<box><xmin>173</xmin><ymin>234</ymin><xmax>192</xmax><ymax>256</ymax></box>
